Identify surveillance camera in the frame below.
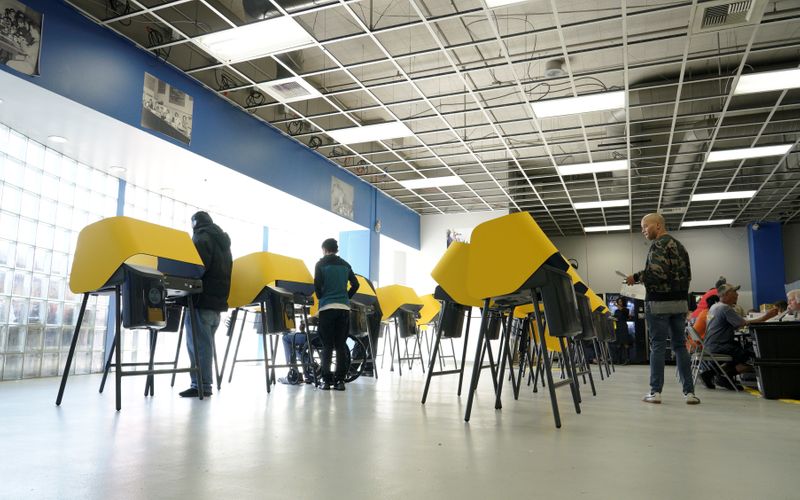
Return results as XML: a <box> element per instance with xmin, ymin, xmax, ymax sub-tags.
<box><xmin>752</xmin><ymin>223</ymin><xmax>760</xmax><ymax>231</ymax></box>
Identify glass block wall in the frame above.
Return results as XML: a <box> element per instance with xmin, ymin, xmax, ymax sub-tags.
<box><xmin>0</xmin><ymin>125</ymin><xmax>118</xmax><ymax>380</ymax></box>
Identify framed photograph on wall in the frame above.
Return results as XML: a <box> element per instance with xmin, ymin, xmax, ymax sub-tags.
<box><xmin>0</xmin><ymin>0</ymin><xmax>43</xmax><ymax>76</ymax></box>
<box><xmin>331</xmin><ymin>177</ymin><xmax>354</xmax><ymax>220</ymax></box>
<box><xmin>141</xmin><ymin>72</ymin><xmax>194</xmax><ymax>145</ymax></box>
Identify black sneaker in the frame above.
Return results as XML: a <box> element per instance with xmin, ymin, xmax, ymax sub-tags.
<box><xmin>334</xmin><ymin>381</ymin><xmax>346</xmax><ymax>391</ymax></box>
<box><xmin>700</xmin><ymin>370</ymin><xmax>716</xmax><ymax>389</ymax></box>
<box><xmin>318</xmin><ymin>382</ymin><xmax>333</xmax><ymax>390</ymax></box>
<box><xmin>715</xmin><ymin>376</ymin><xmax>743</xmax><ymax>391</ymax></box>
<box><xmin>179</xmin><ymin>388</ymin><xmax>212</xmax><ymax>398</ymax></box>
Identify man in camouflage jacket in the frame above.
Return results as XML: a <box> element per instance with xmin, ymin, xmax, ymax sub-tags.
<box><xmin>626</xmin><ymin>213</ymin><xmax>699</xmax><ymax>405</ymax></box>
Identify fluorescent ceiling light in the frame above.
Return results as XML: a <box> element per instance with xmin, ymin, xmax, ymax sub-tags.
<box><xmin>691</xmin><ymin>190</ymin><xmax>756</xmax><ymax>202</ymax></box>
<box><xmin>681</xmin><ymin>219</ymin><xmax>734</xmax><ymax>228</ymax></box>
<box><xmin>109</xmin><ymin>165</ymin><xmax>126</xmax><ymax>173</ymax></box>
<box><xmin>557</xmin><ymin>160</ymin><xmax>628</xmax><ymax>176</ymax></box>
<box><xmin>574</xmin><ymin>199</ymin><xmax>629</xmax><ymax>210</ymax></box>
<box><xmin>399</xmin><ymin>176</ymin><xmax>465</xmax><ymax>189</ymax></box>
<box><xmin>707</xmin><ymin>144</ymin><xmax>793</xmax><ymax>162</ymax></box>
<box><xmin>531</xmin><ymin>90</ymin><xmax>626</xmax><ymax>118</ymax></box>
<box><xmin>194</xmin><ymin>16</ymin><xmax>315</xmax><ymax>64</ymax></box>
<box><xmin>47</xmin><ymin>135</ymin><xmax>67</xmax><ymax>144</ymax></box>
<box><xmin>734</xmin><ymin>68</ymin><xmax>800</xmax><ymax>95</ymax></box>
<box><xmin>328</xmin><ymin>122</ymin><xmax>414</xmax><ymax>145</ymax></box>
<box><xmin>485</xmin><ymin>0</ymin><xmax>528</xmax><ymax>7</ymax></box>
<box><xmin>584</xmin><ymin>225</ymin><xmax>630</xmax><ymax>233</ymax></box>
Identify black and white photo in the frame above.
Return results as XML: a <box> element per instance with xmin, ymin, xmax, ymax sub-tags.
<box><xmin>331</xmin><ymin>177</ymin><xmax>354</xmax><ymax>220</ymax></box>
<box><xmin>0</xmin><ymin>0</ymin><xmax>42</xmax><ymax>76</ymax></box>
<box><xmin>141</xmin><ymin>72</ymin><xmax>194</xmax><ymax>145</ymax></box>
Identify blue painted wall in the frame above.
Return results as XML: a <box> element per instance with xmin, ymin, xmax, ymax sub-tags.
<box><xmin>748</xmin><ymin>222</ymin><xmax>787</xmax><ymax>308</ymax></box>
<box><xmin>5</xmin><ymin>0</ymin><xmax>419</xmax><ymax>248</ymax></box>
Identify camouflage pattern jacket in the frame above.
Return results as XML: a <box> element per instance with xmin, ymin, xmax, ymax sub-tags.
<box><xmin>633</xmin><ymin>234</ymin><xmax>691</xmax><ymax>302</ymax></box>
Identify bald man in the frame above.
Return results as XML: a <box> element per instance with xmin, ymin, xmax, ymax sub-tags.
<box><xmin>626</xmin><ymin>214</ymin><xmax>699</xmax><ymax>404</ymax></box>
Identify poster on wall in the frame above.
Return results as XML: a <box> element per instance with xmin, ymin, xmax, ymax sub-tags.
<box><xmin>0</xmin><ymin>0</ymin><xmax>42</xmax><ymax>76</ymax></box>
<box><xmin>331</xmin><ymin>177</ymin><xmax>354</xmax><ymax>220</ymax></box>
<box><xmin>141</xmin><ymin>72</ymin><xmax>194</xmax><ymax>144</ymax></box>
<box><xmin>446</xmin><ymin>227</ymin><xmax>473</xmax><ymax>247</ymax></box>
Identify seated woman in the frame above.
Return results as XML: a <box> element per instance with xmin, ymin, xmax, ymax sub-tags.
<box><xmin>768</xmin><ymin>290</ymin><xmax>799</xmax><ymax>322</ymax></box>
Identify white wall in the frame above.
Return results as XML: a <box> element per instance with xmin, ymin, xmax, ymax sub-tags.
<box><xmin>784</xmin><ymin>223</ymin><xmax>800</xmax><ymax>284</ymax></box>
<box><xmin>552</xmin><ymin>226</ymin><xmax>754</xmax><ymax>310</ymax></box>
<box><xmin>413</xmin><ymin>210</ymin><xmax>509</xmax><ymax>294</ymax></box>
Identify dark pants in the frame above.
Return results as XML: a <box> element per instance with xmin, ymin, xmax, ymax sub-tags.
<box><xmin>319</xmin><ymin>309</ymin><xmax>350</xmax><ymax>384</ymax></box>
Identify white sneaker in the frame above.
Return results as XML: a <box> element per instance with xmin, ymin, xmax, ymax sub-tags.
<box><xmin>684</xmin><ymin>392</ymin><xmax>701</xmax><ymax>405</ymax></box>
<box><xmin>642</xmin><ymin>391</ymin><xmax>662</xmax><ymax>404</ymax></box>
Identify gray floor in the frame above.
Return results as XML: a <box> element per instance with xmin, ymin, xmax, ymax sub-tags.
<box><xmin>1</xmin><ymin>361</ymin><xmax>798</xmax><ymax>500</ymax></box>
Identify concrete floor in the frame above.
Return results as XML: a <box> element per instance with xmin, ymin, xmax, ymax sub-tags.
<box><xmin>0</xmin><ymin>362</ymin><xmax>798</xmax><ymax>500</ymax></box>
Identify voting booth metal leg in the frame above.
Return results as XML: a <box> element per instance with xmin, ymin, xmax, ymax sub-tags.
<box><xmin>456</xmin><ymin>310</ymin><xmax>472</xmax><ymax>397</ymax></box>
<box><xmin>170</xmin><ymin>310</ymin><xmax>186</xmax><ymax>387</ymax></box>
<box><xmin>114</xmin><ymin>286</ymin><xmax>124</xmax><ymax>410</ymax></box>
<box><xmin>99</xmin><ymin>327</ymin><xmax>118</xmax><ymax>393</ymax></box>
<box><xmin>605</xmin><ymin>342</ymin><xmax>615</xmax><ymax>373</ymax></box>
<box><xmin>393</xmin><ymin>320</ymin><xmax>402</xmax><ymax>376</ymax></box>
<box><xmin>494</xmin><ymin>308</ymin><xmax>518</xmax><ymax>410</ymax></box>
<box><xmin>228</xmin><ymin>310</ymin><xmax>248</xmax><ymax>384</ymax></box>
<box><xmin>464</xmin><ymin>300</ymin><xmax>492</xmax><ymax>422</ymax></box>
<box><xmin>217</xmin><ymin>308</ymin><xmax>240</xmax><ymax>390</ymax></box>
<box><xmin>576</xmin><ymin>340</ymin><xmax>597</xmax><ymax>397</ymax></box>
<box><xmin>258</xmin><ymin>302</ymin><xmax>272</xmax><ymax>394</ymax></box>
<box><xmin>421</xmin><ymin>315</ymin><xmax>447</xmax><ymax>404</ymax></box>
<box><xmin>55</xmin><ymin>293</ymin><xmax>90</xmax><ymax>406</ymax></box>
<box><xmin>531</xmin><ymin>292</ymin><xmax>562</xmax><ymax>429</ymax></box>
<box><xmin>145</xmin><ymin>329</ymin><xmax>157</xmax><ymax>396</ymax></box>
<box><xmin>561</xmin><ymin>338</ymin><xmax>582</xmax><ymax>413</ymax></box>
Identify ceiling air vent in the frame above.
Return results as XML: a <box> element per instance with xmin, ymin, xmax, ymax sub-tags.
<box><xmin>257</xmin><ymin>76</ymin><xmax>322</xmax><ymax>104</ymax></box>
<box><xmin>691</xmin><ymin>0</ymin><xmax>766</xmax><ymax>34</ymax></box>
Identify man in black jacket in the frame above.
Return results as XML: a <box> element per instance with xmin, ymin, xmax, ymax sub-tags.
<box><xmin>314</xmin><ymin>238</ymin><xmax>359</xmax><ymax>391</ymax></box>
<box><xmin>180</xmin><ymin>211</ymin><xmax>232</xmax><ymax>398</ymax></box>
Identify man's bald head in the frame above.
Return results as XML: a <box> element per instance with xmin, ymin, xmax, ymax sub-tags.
<box><xmin>641</xmin><ymin>213</ymin><xmax>666</xmax><ymax>241</ymax></box>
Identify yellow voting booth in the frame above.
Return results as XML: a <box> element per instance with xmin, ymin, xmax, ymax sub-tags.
<box><xmin>422</xmin><ymin>241</ymin><xmax>486</xmax><ymax>404</ymax></box>
<box><xmin>346</xmin><ymin>274</ymin><xmax>381</xmax><ymax>380</ymax></box>
<box><xmin>219</xmin><ymin>252</ymin><xmax>315</xmax><ymax>392</ymax></box>
<box><xmin>56</xmin><ymin>216</ymin><xmax>205</xmax><ymax>411</ymax></box>
<box><xmin>376</xmin><ymin>284</ymin><xmax>424</xmax><ymax>376</ymax></box>
<box><xmin>462</xmin><ymin>212</ymin><xmax>583</xmax><ymax>428</ymax></box>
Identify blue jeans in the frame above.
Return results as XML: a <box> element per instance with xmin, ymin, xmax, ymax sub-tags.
<box><xmin>186</xmin><ymin>308</ymin><xmax>220</xmax><ymax>392</ymax></box>
<box><xmin>646</xmin><ymin>312</ymin><xmax>694</xmax><ymax>394</ymax></box>
<box><xmin>282</xmin><ymin>332</ymin><xmax>309</xmax><ymax>365</ymax></box>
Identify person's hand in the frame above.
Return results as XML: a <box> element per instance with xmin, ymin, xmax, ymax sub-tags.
<box><xmin>765</xmin><ymin>307</ymin><xmax>779</xmax><ymax>319</ymax></box>
<box><xmin>625</xmin><ymin>275</ymin><xmax>635</xmax><ymax>286</ymax></box>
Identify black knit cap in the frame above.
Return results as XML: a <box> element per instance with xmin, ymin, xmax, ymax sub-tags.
<box><xmin>321</xmin><ymin>238</ymin><xmax>338</xmax><ymax>253</ymax></box>
<box><xmin>191</xmin><ymin>211</ymin><xmax>213</xmax><ymax>228</ymax></box>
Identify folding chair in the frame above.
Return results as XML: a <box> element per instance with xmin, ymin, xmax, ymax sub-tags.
<box><xmin>686</xmin><ymin>325</ymin><xmax>739</xmax><ymax>392</ymax></box>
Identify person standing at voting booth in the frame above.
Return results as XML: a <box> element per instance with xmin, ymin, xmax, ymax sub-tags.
<box><xmin>626</xmin><ymin>213</ymin><xmax>700</xmax><ymax>405</ymax></box>
<box><xmin>314</xmin><ymin>238</ymin><xmax>359</xmax><ymax>391</ymax></box>
<box><xmin>180</xmin><ymin>211</ymin><xmax>232</xmax><ymax>398</ymax></box>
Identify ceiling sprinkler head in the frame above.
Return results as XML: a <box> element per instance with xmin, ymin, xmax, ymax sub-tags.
<box><xmin>544</xmin><ymin>58</ymin><xmax>567</xmax><ymax>78</ymax></box>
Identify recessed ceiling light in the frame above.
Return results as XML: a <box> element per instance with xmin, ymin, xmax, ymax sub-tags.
<box><xmin>47</xmin><ymin>135</ymin><xmax>68</xmax><ymax>144</ymax></box>
<box><xmin>574</xmin><ymin>199</ymin><xmax>630</xmax><ymax>210</ymax></box>
<box><xmin>109</xmin><ymin>166</ymin><xmax>126</xmax><ymax>173</ymax></box>
<box><xmin>734</xmin><ymin>68</ymin><xmax>800</xmax><ymax>95</ymax></box>
<box><xmin>257</xmin><ymin>76</ymin><xmax>322</xmax><ymax>103</ymax></box>
<box><xmin>328</xmin><ymin>122</ymin><xmax>414</xmax><ymax>145</ymax></box>
<box><xmin>691</xmin><ymin>190</ymin><xmax>756</xmax><ymax>202</ymax></box>
<box><xmin>681</xmin><ymin>219</ymin><xmax>734</xmax><ymax>228</ymax></box>
<box><xmin>707</xmin><ymin>144</ymin><xmax>793</xmax><ymax>162</ymax></box>
<box><xmin>583</xmin><ymin>225</ymin><xmax>630</xmax><ymax>233</ymax></box>
<box><xmin>485</xmin><ymin>0</ymin><xmax>529</xmax><ymax>7</ymax></box>
<box><xmin>399</xmin><ymin>176</ymin><xmax>465</xmax><ymax>189</ymax></box>
<box><xmin>531</xmin><ymin>90</ymin><xmax>626</xmax><ymax>118</ymax></box>
<box><xmin>194</xmin><ymin>16</ymin><xmax>316</xmax><ymax>64</ymax></box>
<box><xmin>557</xmin><ymin>160</ymin><xmax>628</xmax><ymax>176</ymax></box>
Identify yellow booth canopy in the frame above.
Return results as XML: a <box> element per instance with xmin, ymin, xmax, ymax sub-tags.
<box><xmin>467</xmin><ymin>212</ymin><xmax>561</xmax><ymax>300</ymax></box>
<box><xmin>430</xmin><ymin>241</ymin><xmax>483</xmax><ymax>308</ymax></box>
<box><xmin>69</xmin><ymin>216</ymin><xmax>204</xmax><ymax>294</ymax></box>
<box><xmin>417</xmin><ymin>294</ymin><xmax>442</xmax><ymax>326</ymax></box>
<box><xmin>228</xmin><ymin>252</ymin><xmax>313</xmax><ymax>309</ymax></box>
<box><xmin>376</xmin><ymin>284</ymin><xmax>423</xmax><ymax>321</ymax></box>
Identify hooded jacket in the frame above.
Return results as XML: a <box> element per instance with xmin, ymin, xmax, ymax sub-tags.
<box><xmin>192</xmin><ymin>215</ymin><xmax>232</xmax><ymax>311</ymax></box>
